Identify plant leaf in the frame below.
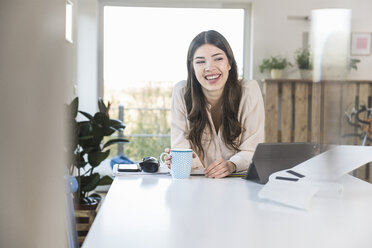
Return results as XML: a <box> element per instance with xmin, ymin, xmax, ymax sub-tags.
<box><xmin>103</xmin><ymin>138</ymin><xmax>130</xmax><ymax>149</ymax></box>
<box><xmin>69</xmin><ymin>97</ymin><xmax>79</xmax><ymax>119</ymax></box>
<box><xmin>91</xmin><ymin>123</ymin><xmax>104</xmax><ymax>145</ymax></box>
<box><xmin>103</xmin><ymin>126</ymin><xmax>117</xmax><ymax>136</ymax></box>
<box><xmin>259</xmin><ymin>56</ymin><xmax>291</xmax><ymax>72</ymax></box>
<box><xmin>94</xmin><ymin>112</ymin><xmax>109</xmax><ymax>126</ymax></box>
<box><xmin>98</xmin><ymin>175</ymin><xmax>113</xmax><ymax>186</ymax></box>
<box><xmin>80</xmin><ymin>173</ymin><xmax>100</xmax><ymax>192</ymax></box>
<box><xmin>109</xmin><ymin>119</ymin><xmax>126</xmax><ymax>130</ymax></box>
<box><xmin>88</xmin><ymin>150</ymin><xmax>110</xmax><ymax>167</ymax></box>
<box><xmin>78</xmin><ymin>135</ymin><xmax>94</xmax><ymax>141</ymax></box>
<box><xmin>78</xmin><ymin>122</ymin><xmax>96</xmax><ymax>148</ymax></box>
<box><xmin>78</xmin><ymin>121</ymin><xmax>92</xmax><ymax>135</ymax></box>
<box><xmin>73</xmin><ymin>153</ymin><xmax>87</xmax><ymax>169</ymax></box>
<box><xmin>79</xmin><ymin>111</ymin><xmax>94</xmax><ymax>121</ymax></box>
<box><xmin>98</xmin><ymin>98</ymin><xmax>107</xmax><ymax>114</ymax></box>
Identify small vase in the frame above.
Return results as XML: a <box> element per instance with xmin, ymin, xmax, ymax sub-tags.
<box><xmin>300</xmin><ymin>69</ymin><xmax>312</xmax><ymax>80</ymax></box>
<box><xmin>270</xmin><ymin>69</ymin><xmax>283</xmax><ymax>79</ymax></box>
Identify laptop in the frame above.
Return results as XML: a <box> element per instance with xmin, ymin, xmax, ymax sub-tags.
<box><xmin>244</xmin><ymin>143</ymin><xmax>322</xmax><ymax>184</ymax></box>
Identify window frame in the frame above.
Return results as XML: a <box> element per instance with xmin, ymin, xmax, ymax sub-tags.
<box><xmin>97</xmin><ymin>0</ymin><xmax>253</xmax><ymax>98</ymax></box>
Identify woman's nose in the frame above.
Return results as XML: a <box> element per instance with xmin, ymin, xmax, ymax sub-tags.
<box><xmin>205</xmin><ymin>59</ymin><xmax>215</xmax><ymax>70</ymax></box>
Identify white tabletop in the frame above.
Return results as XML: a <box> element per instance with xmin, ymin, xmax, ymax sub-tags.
<box><xmin>82</xmin><ymin>174</ymin><xmax>372</xmax><ymax>248</ymax></box>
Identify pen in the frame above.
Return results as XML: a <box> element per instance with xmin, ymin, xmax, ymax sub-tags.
<box><xmin>275</xmin><ymin>176</ymin><xmax>299</xmax><ymax>182</ymax></box>
<box><xmin>286</xmin><ymin>170</ymin><xmax>305</xmax><ymax>178</ymax></box>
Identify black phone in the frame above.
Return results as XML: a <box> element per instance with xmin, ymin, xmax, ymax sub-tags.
<box><xmin>117</xmin><ymin>163</ymin><xmax>141</xmax><ymax>172</ymax></box>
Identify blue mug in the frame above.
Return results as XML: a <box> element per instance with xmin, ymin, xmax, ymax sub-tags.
<box><xmin>160</xmin><ymin>149</ymin><xmax>193</xmax><ymax>179</ymax></box>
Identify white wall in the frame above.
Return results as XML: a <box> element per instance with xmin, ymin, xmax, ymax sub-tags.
<box><xmin>252</xmin><ymin>0</ymin><xmax>372</xmax><ymax>80</ymax></box>
<box><xmin>77</xmin><ymin>0</ymin><xmax>100</xmax><ymax>115</ymax></box>
<box><xmin>0</xmin><ymin>0</ymin><xmax>72</xmax><ymax>247</ymax></box>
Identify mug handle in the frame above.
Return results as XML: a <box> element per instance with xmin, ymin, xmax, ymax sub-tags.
<box><xmin>159</xmin><ymin>152</ymin><xmax>169</xmax><ymax>166</ymax></box>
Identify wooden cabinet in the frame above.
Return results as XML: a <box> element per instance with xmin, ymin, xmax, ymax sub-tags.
<box><xmin>262</xmin><ymin>79</ymin><xmax>372</xmax><ymax>181</ymax></box>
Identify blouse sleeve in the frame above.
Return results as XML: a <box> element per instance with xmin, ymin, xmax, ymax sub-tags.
<box><xmin>228</xmin><ymin>80</ymin><xmax>265</xmax><ymax>172</ymax></box>
<box><xmin>171</xmin><ymin>81</ymin><xmax>191</xmax><ymax>149</ymax></box>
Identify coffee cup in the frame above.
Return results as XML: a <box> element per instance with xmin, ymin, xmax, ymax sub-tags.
<box><xmin>160</xmin><ymin>149</ymin><xmax>193</xmax><ymax>179</ymax></box>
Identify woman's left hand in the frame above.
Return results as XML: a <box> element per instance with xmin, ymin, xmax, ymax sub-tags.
<box><xmin>204</xmin><ymin>158</ymin><xmax>236</xmax><ymax>178</ymax></box>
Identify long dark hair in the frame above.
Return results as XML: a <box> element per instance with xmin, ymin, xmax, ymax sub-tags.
<box><xmin>185</xmin><ymin>30</ymin><xmax>242</xmax><ymax>158</ymax></box>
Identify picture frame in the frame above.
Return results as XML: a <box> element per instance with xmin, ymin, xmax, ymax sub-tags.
<box><xmin>351</xmin><ymin>32</ymin><xmax>371</xmax><ymax>55</ymax></box>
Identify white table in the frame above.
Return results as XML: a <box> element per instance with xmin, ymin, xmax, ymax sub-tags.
<box><xmin>82</xmin><ymin>174</ymin><xmax>372</xmax><ymax>248</ymax></box>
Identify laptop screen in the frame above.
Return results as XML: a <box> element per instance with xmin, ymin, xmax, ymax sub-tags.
<box><xmin>245</xmin><ymin>143</ymin><xmax>322</xmax><ymax>184</ymax></box>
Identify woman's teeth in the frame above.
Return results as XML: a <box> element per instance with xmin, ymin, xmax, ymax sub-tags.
<box><xmin>205</xmin><ymin>74</ymin><xmax>220</xmax><ymax>80</ymax></box>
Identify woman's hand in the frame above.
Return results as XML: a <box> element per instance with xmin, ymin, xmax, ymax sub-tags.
<box><xmin>204</xmin><ymin>158</ymin><xmax>236</xmax><ymax>178</ymax></box>
<box><xmin>163</xmin><ymin>148</ymin><xmax>172</xmax><ymax>169</ymax></box>
<box><xmin>163</xmin><ymin>148</ymin><xmax>197</xmax><ymax>169</ymax></box>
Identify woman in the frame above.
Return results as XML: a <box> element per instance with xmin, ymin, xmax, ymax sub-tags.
<box><xmin>165</xmin><ymin>30</ymin><xmax>265</xmax><ymax>178</ymax></box>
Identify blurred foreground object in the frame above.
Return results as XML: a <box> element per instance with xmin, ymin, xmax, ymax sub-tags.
<box><xmin>311</xmin><ymin>9</ymin><xmax>351</xmax><ymax>82</ymax></box>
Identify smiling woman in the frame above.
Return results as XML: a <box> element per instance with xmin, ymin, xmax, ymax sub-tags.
<box><xmin>102</xmin><ymin>6</ymin><xmax>246</xmax><ymax>161</ymax></box>
<box><xmin>166</xmin><ymin>30</ymin><xmax>265</xmax><ymax>178</ymax></box>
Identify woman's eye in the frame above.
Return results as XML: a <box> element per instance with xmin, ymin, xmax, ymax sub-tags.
<box><xmin>215</xmin><ymin>57</ymin><xmax>224</xmax><ymax>61</ymax></box>
<box><xmin>195</xmin><ymin>60</ymin><xmax>205</xmax><ymax>64</ymax></box>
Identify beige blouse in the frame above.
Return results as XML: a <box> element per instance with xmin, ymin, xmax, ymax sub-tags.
<box><xmin>171</xmin><ymin>79</ymin><xmax>265</xmax><ymax>172</ymax></box>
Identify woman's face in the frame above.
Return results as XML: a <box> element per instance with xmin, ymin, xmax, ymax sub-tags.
<box><xmin>192</xmin><ymin>44</ymin><xmax>231</xmax><ymax>96</ymax></box>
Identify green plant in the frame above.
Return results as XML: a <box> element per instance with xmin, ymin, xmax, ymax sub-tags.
<box><xmin>295</xmin><ymin>48</ymin><xmax>312</xmax><ymax>70</ymax></box>
<box><xmin>259</xmin><ymin>56</ymin><xmax>292</xmax><ymax>73</ymax></box>
<box><xmin>349</xmin><ymin>58</ymin><xmax>361</xmax><ymax>71</ymax></box>
<box><xmin>67</xmin><ymin>97</ymin><xmax>129</xmax><ymax>204</ymax></box>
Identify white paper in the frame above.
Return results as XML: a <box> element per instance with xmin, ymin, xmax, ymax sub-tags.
<box><xmin>259</xmin><ymin>145</ymin><xmax>372</xmax><ymax>210</ymax></box>
<box><xmin>292</xmin><ymin>145</ymin><xmax>372</xmax><ymax>181</ymax></box>
<box><xmin>259</xmin><ymin>180</ymin><xmax>319</xmax><ymax>210</ymax></box>
<box><xmin>302</xmin><ymin>180</ymin><xmax>344</xmax><ymax>198</ymax></box>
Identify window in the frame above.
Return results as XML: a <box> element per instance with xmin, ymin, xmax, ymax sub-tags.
<box><xmin>102</xmin><ymin>5</ymin><xmax>248</xmax><ymax>161</ymax></box>
<box><xmin>65</xmin><ymin>1</ymin><xmax>73</xmax><ymax>43</ymax></box>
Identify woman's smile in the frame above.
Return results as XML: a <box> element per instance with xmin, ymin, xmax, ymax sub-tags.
<box><xmin>204</xmin><ymin>73</ymin><xmax>221</xmax><ymax>82</ymax></box>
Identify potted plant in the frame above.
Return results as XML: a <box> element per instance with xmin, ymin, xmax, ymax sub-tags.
<box><xmin>67</xmin><ymin>97</ymin><xmax>129</xmax><ymax>207</ymax></box>
<box><xmin>259</xmin><ymin>56</ymin><xmax>292</xmax><ymax>79</ymax></box>
<box><xmin>295</xmin><ymin>47</ymin><xmax>313</xmax><ymax>79</ymax></box>
<box><xmin>349</xmin><ymin>58</ymin><xmax>361</xmax><ymax>71</ymax></box>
